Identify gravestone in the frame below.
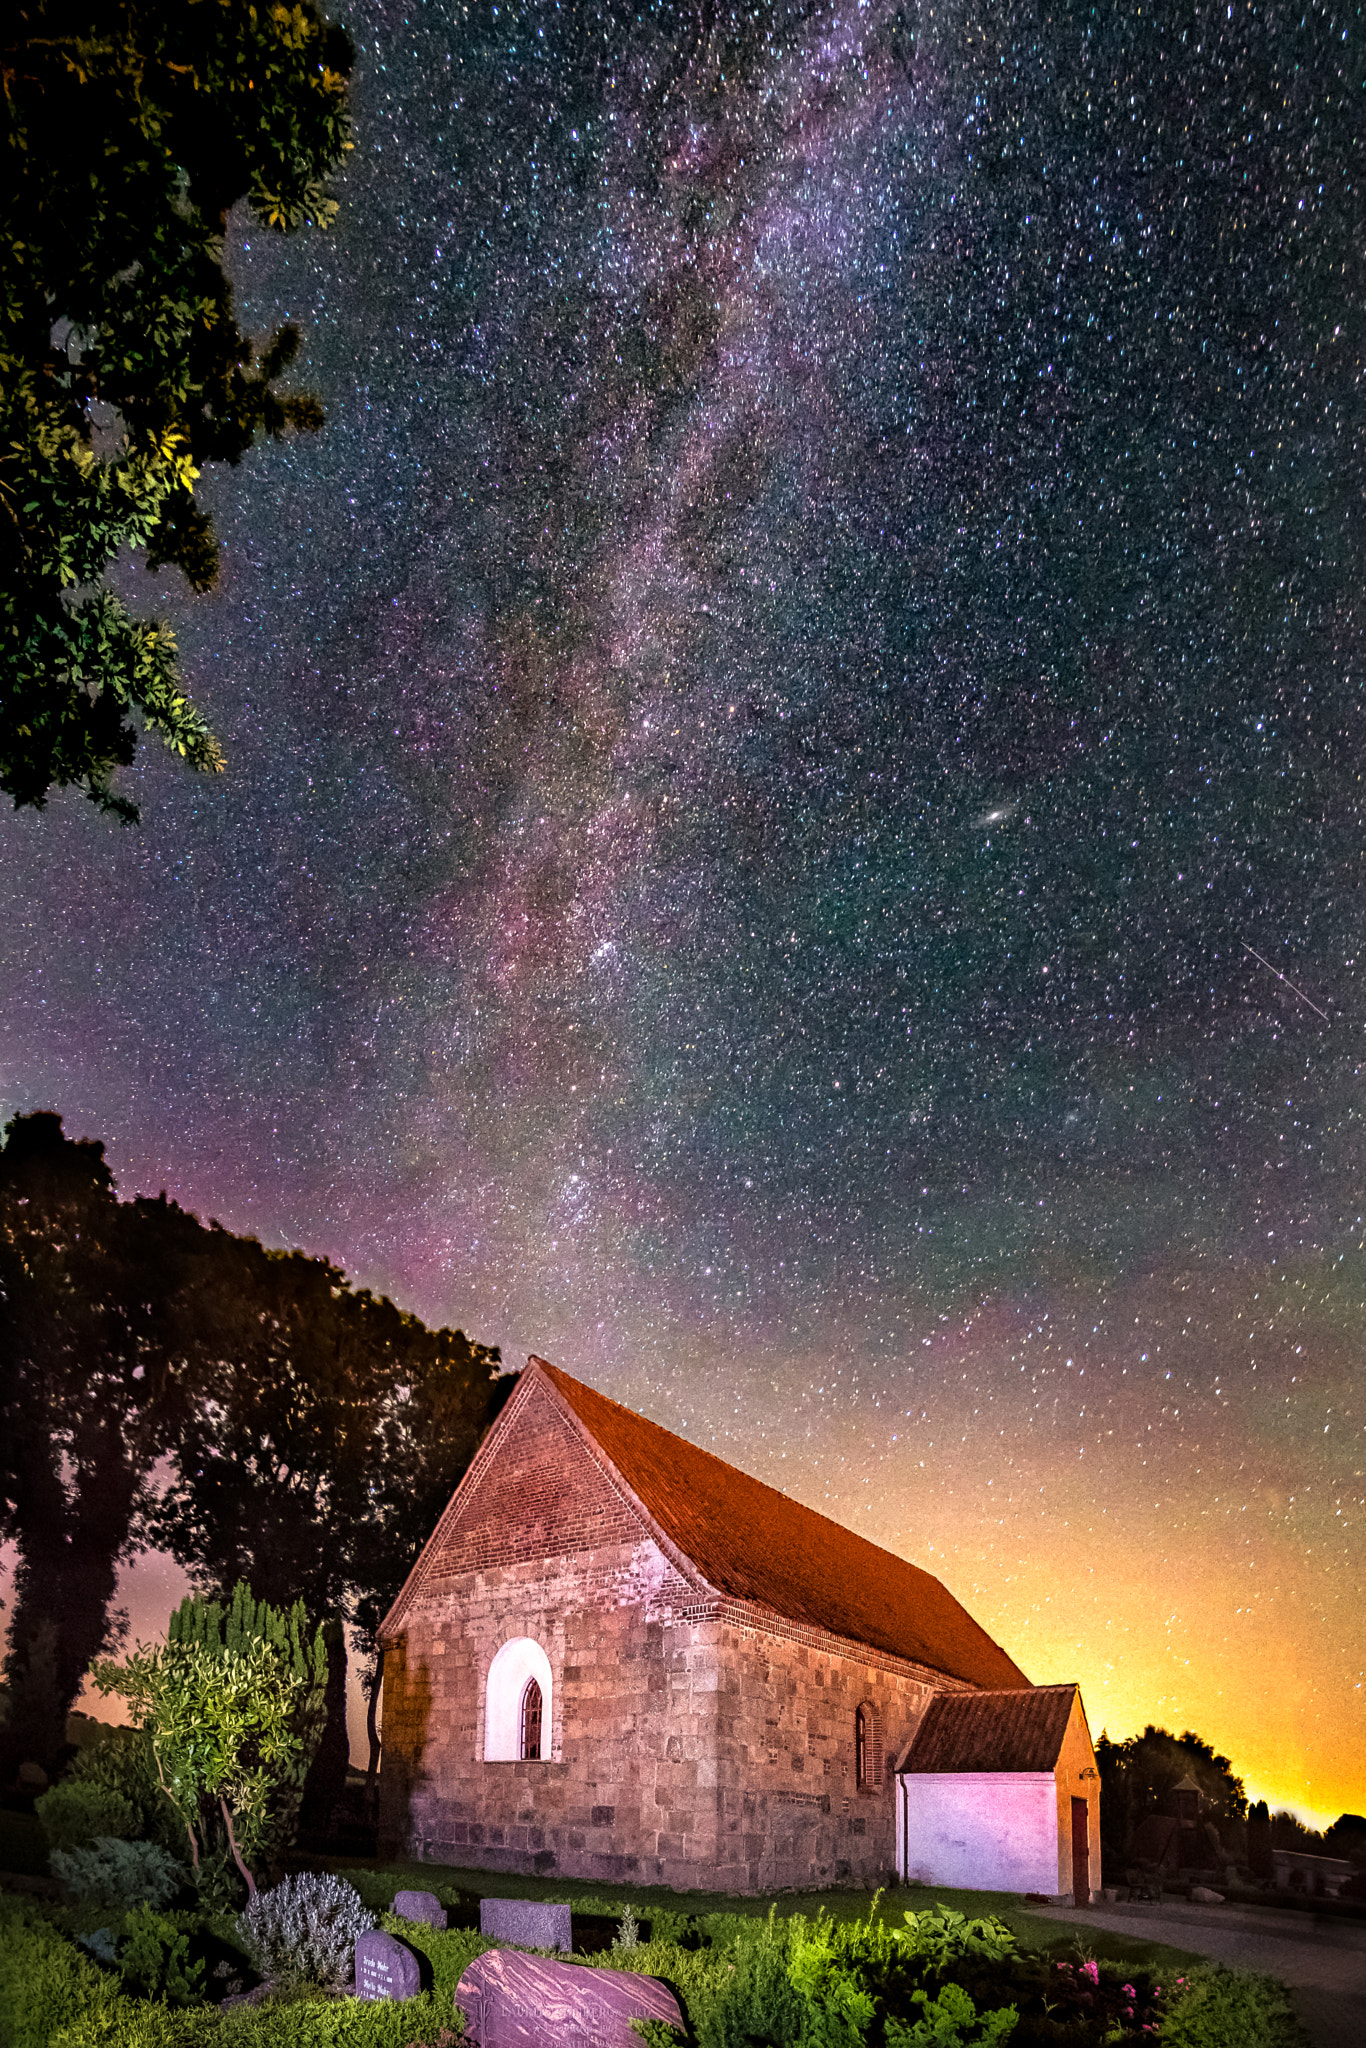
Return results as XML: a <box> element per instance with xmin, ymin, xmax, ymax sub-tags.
<box><xmin>393</xmin><ymin>1889</ymin><xmax>447</xmax><ymax>1929</ymax></box>
<box><xmin>354</xmin><ymin>1929</ymin><xmax>421</xmax><ymax>2002</ymax></box>
<box><xmin>455</xmin><ymin>1949</ymin><xmax>684</xmax><ymax>2047</ymax></box>
<box><xmin>479</xmin><ymin>1897</ymin><xmax>572</xmax><ymax>1952</ymax></box>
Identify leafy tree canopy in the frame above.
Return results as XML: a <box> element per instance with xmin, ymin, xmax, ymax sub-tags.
<box><xmin>1096</xmin><ymin>1724</ymin><xmax>1248</xmax><ymax>1863</ymax></box>
<box><xmin>1</xmin><ymin>0</ymin><xmax>353</xmax><ymax>819</ymax></box>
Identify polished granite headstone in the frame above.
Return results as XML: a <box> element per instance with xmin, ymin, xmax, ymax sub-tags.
<box><xmin>354</xmin><ymin>1929</ymin><xmax>421</xmax><ymax>2001</ymax></box>
<box><xmin>393</xmin><ymin>1889</ymin><xmax>447</xmax><ymax>1929</ymax></box>
<box><xmin>479</xmin><ymin>1897</ymin><xmax>572</xmax><ymax>1952</ymax></box>
<box><xmin>455</xmin><ymin>1949</ymin><xmax>684</xmax><ymax>2047</ymax></box>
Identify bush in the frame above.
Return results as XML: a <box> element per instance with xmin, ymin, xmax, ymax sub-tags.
<box><xmin>0</xmin><ymin>1899</ymin><xmax>122</xmax><ymax>2048</ymax></box>
<box><xmin>49</xmin><ymin>1836</ymin><xmax>186</xmax><ymax>1911</ymax></box>
<box><xmin>1159</xmin><ymin>1964</ymin><xmax>1309</xmax><ymax>2047</ymax></box>
<box><xmin>237</xmin><ymin>1871</ymin><xmax>377</xmax><ymax>1993</ymax></box>
<box><xmin>35</xmin><ymin>1778</ymin><xmax>138</xmax><ymax>1854</ymax></box>
<box><xmin>887</xmin><ymin>1982</ymin><xmax>1019</xmax><ymax>2047</ymax></box>
<box><xmin>64</xmin><ymin>1726</ymin><xmax>187</xmax><ymax>1856</ymax></box>
<box><xmin>118</xmin><ymin>1904</ymin><xmax>207</xmax><ymax>2007</ymax></box>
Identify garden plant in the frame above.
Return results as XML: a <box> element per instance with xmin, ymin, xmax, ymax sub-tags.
<box><xmin>0</xmin><ymin>1873</ymin><xmax>1310</xmax><ymax>2048</ymax></box>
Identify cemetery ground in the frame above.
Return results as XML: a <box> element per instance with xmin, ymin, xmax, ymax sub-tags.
<box><xmin>1</xmin><ymin>1828</ymin><xmax>1326</xmax><ymax>2048</ymax></box>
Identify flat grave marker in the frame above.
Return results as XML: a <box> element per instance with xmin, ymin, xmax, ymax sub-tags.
<box><xmin>479</xmin><ymin>1897</ymin><xmax>572</xmax><ymax>1952</ymax></box>
<box><xmin>455</xmin><ymin>1949</ymin><xmax>684</xmax><ymax>2047</ymax></box>
<box><xmin>393</xmin><ymin>1889</ymin><xmax>447</xmax><ymax>1929</ymax></box>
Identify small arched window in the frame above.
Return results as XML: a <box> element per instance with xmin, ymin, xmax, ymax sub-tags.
<box><xmin>855</xmin><ymin>1705</ymin><xmax>869</xmax><ymax>1789</ymax></box>
<box><xmin>484</xmin><ymin>1637</ymin><xmax>553</xmax><ymax>1760</ymax></box>
<box><xmin>520</xmin><ymin>1678</ymin><xmax>543</xmax><ymax>1761</ymax></box>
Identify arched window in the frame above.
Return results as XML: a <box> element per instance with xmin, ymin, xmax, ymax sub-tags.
<box><xmin>855</xmin><ymin>1701</ymin><xmax>880</xmax><ymax>1789</ymax></box>
<box><xmin>520</xmin><ymin>1678</ymin><xmax>543</xmax><ymax>1760</ymax></box>
<box><xmin>484</xmin><ymin>1637</ymin><xmax>553</xmax><ymax>1760</ymax></box>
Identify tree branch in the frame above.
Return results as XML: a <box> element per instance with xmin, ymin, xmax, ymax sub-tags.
<box><xmin>219</xmin><ymin>1795</ymin><xmax>256</xmax><ymax>1899</ymax></box>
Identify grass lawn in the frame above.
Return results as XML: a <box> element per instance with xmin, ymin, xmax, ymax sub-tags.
<box><xmin>319</xmin><ymin>1853</ymin><xmax>1207</xmax><ymax>1977</ymax></box>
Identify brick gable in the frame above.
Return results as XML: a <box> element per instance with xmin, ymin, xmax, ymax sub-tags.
<box><xmin>422</xmin><ymin>1379</ymin><xmax>648</xmax><ymax>1580</ymax></box>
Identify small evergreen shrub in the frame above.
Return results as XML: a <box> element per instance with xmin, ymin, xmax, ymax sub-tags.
<box><xmin>236</xmin><ymin>1870</ymin><xmax>376</xmax><ymax>1992</ymax></box>
<box><xmin>49</xmin><ymin>1835</ymin><xmax>186</xmax><ymax>1910</ymax></box>
<box><xmin>35</xmin><ymin>1778</ymin><xmax>138</xmax><ymax>1853</ymax></box>
<box><xmin>78</xmin><ymin>1926</ymin><xmax>121</xmax><ymax>1966</ymax></box>
<box><xmin>0</xmin><ymin>1899</ymin><xmax>122</xmax><ymax>2048</ymax></box>
<box><xmin>613</xmin><ymin>1903</ymin><xmax>641</xmax><ymax>1953</ymax></box>
<box><xmin>118</xmin><ymin>1904</ymin><xmax>207</xmax><ymax>2007</ymax></box>
<box><xmin>65</xmin><ymin>1726</ymin><xmax>187</xmax><ymax>1856</ymax></box>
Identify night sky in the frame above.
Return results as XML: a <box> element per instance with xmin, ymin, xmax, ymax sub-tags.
<box><xmin>1</xmin><ymin>0</ymin><xmax>1362</xmax><ymax>1822</ymax></box>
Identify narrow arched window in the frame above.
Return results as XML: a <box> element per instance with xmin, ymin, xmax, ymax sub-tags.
<box><xmin>520</xmin><ymin>1678</ymin><xmax>543</xmax><ymax>1760</ymax></box>
<box><xmin>855</xmin><ymin>1705</ymin><xmax>869</xmax><ymax>1789</ymax></box>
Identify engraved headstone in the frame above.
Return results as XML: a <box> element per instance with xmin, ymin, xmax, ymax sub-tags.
<box><xmin>354</xmin><ymin>1929</ymin><xmax>421</xmax><ymax>2002</ymax></box>
<box><xmin>455</xmin><ymin>1949</ymin><xmax>684</xmax><ymax>2047</ymax></box>
<box><xmin>393</xmin><ymin>1889</ymin><xmax>447</xmax><ymax>1929</ymax></box>
<box><xmin>479</xmin><ymin>1897</ymin><xmax>572</xmax><ymax>1952</ymax></box>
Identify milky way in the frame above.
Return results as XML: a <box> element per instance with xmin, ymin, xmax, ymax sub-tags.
<box><xmin>1</xmin><ymin>0</ymin><xmax>1362</xmax><ymax>1818</ymax></box>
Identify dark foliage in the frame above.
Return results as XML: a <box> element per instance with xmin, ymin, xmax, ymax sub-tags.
<box><xmin>1095</xmin><ymin>1725</ymin><xmax>1247</xmax><ymax>1873</ymax></box>
<box><xmin>0</xmin><ymin>1109</ymin><xmax>506</xmax><ymax>1783</ymax></box>
<box><xmin>1</xmin><ymin>0</ymin><xmax>352</xmax><ymax>817</ymax></box>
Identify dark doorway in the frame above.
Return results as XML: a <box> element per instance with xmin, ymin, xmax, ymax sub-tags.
<box><xmin>1071</xmin><ymin>1796</ymin><xmax>1091</xmax><ymax>1905</ymax></box>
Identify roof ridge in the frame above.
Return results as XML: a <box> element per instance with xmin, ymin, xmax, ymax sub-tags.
<box><xmin>533</xmin><ymin>1356</ymin><xmax>1030</xmax><ymax>1691</ymax></box>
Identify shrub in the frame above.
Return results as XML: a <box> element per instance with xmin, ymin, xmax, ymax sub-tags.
<box><xmin>613</xmin><ymin>1904</ymin><xmax>641</xmax><ymax>1953</ymax></box>
<box><xmin>118</xmin><ymin>1904</ymin><xmax>207</xmax><ymax>2007</ymax></box>
<box><xmin>49</xmin><ymin>1836</ymin><xmax>186</xmax><ymax>1911</ymax></box>
<box><xmin>887</xmin><ymin>1982</ymin><xmax>1019</xmax><ymax>2046</ymax></box>
<box><xmin>64</xmin><ymin>1725</ymin><xmax>187</xmax><ymax>1856</ymax></box>
<box><xmin>0</xmin><ymin>1899</ymin><xmax>121</xmax><ymax>2048</ymax></box>
<box><xmin>1158</xmin><ymin>1964</ymin><xmax>1309</xmax><ymax>2048</ymax></box>
<box><xmin>237</xmin><ymin>1870</ymin><xmax>376</xmax><ymax>1993</ymax></box>
<box><xmin>35</xmin><ymin>1778</ymin><xmax>138</xmax><ymax>1854</ymax></box>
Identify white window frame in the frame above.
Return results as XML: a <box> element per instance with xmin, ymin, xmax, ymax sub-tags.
<box><xmin>484</xmin><ymin>1636</ymin><xmax>554</xmax><ymax>1761</ymax></box>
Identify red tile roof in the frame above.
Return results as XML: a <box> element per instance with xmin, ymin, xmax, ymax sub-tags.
<box><xmin>897</xmin><ymin>1684</ymin><xmax>1080</xmax><ymax>1772</ymax></box>
<box><xmin>537</xmin><ymin>1358</ymin><xmax>1030</xmax><ymax>1692</ymax></box>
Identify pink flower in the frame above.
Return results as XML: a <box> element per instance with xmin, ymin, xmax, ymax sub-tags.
<box><xmin>1081</xmin><ymin>1960</ymin><xmax>1099</xmax><ymax>1985</ymax></box>
<box><xmin>1123</xmin><ymin>1985</ymin><xmax>1137</xmax><ymax>1999</ymax></box>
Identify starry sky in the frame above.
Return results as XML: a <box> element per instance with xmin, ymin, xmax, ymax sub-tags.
<box><xmin>1</xmin><ymin>0</ymin><xmax>1363</xmax><ymax>1823</ymax></box>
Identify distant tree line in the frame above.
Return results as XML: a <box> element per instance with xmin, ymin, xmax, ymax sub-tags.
<box><xmin>1096</xmin><ymin>1723</ymin><xmax>1366</xmax><ymax>1881</ymax></box>
<box><xmin>0</xmin><ymin>1110</ymin><xmax>514</xmax><ymax>1804</ymax></box>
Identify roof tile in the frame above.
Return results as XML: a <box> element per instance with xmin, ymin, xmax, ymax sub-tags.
<box><xmin>538</xmin><ymin>1359</ymin><xmax>1029</xmax><ymax>1692</ymax></box>
<box><xmin>897</xmin><ymin>1684</ymin><xmax>1079</xmax><ymax>1772</ymax></box>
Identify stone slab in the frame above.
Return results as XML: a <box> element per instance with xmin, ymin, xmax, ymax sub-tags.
<box><xmin>479</xmin><ymin>1897</ymin><xmax>572</xmax><ymax>1952</ymax></box>
<box><xmin>455</xmin><ymin>1949</ymin><xmax>684</xmax><ymax>2047</ymax></box>
<box><xmin>393</xmin><ymin>1888</ymin><xmax>447</xmax><ymax>1928</ymax></box>
<box><xmin>355</xmin><ymin>1929</ymin><xmax>421</xmax><ymax>2002</ymax></box>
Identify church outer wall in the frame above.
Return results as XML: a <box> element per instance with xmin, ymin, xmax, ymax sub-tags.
<box><xmin>378</xmin><ymin>1372</ymin><xmax>975</xmax><ymax>1891</ymax></box>
<box><xmin>379</xmin><ymin>1563</ymin><xmax>955</xmax><ymax>1891</ymax></box>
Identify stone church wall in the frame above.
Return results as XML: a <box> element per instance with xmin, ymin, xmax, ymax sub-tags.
<box><xmin>709</xmin><ymin>1625</ymin><xmax>942</xmax><ymax>1892</ymax></box>
<box><xmin>379</xmin><ymin>1372</ymin><xmax>965</xmax><ymax>1890</ymax></box>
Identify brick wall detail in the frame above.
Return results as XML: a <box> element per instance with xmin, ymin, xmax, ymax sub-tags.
<box><xmin>421</xmin><ymin>1381</ymin><xmax>651</xmax><ymax>1581</ymax></box>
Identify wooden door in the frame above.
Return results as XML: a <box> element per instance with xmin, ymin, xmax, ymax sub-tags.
<box><xmin>1071</xmin><ymin>1796</ymin><xmax>1091</xmax><ymax>1905</ymax></box>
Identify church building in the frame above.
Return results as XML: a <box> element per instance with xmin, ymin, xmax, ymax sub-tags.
<box><xmin>378</xmin><ymin>1357</ymin><xmax>1097</xmax><ymax>1896</ymax></box>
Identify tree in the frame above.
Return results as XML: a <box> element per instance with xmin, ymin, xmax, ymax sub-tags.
<box><xmin>1</xmin><ymin>0</ymin><xmax>353</xmax><ymax>819</ymax></box>
<box><xmin>1095</xmin><ymin>1724</ymin><xmax>1247</xmax><ymax>1872</ymax></box>
<box><xmin>0</xmin><ymin>1111</ymin><xmax>211</xmax><ymax>1777</ymax></box>
<box><xmin>148</xmin><ymin>1241</ymin><xmax>512</xmax><ymax>1800</ymax></box>
<box><xmin>95</xmin><ymin>1594</ymin><xmax>322</xmax><ymax>1900</ymax></box>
